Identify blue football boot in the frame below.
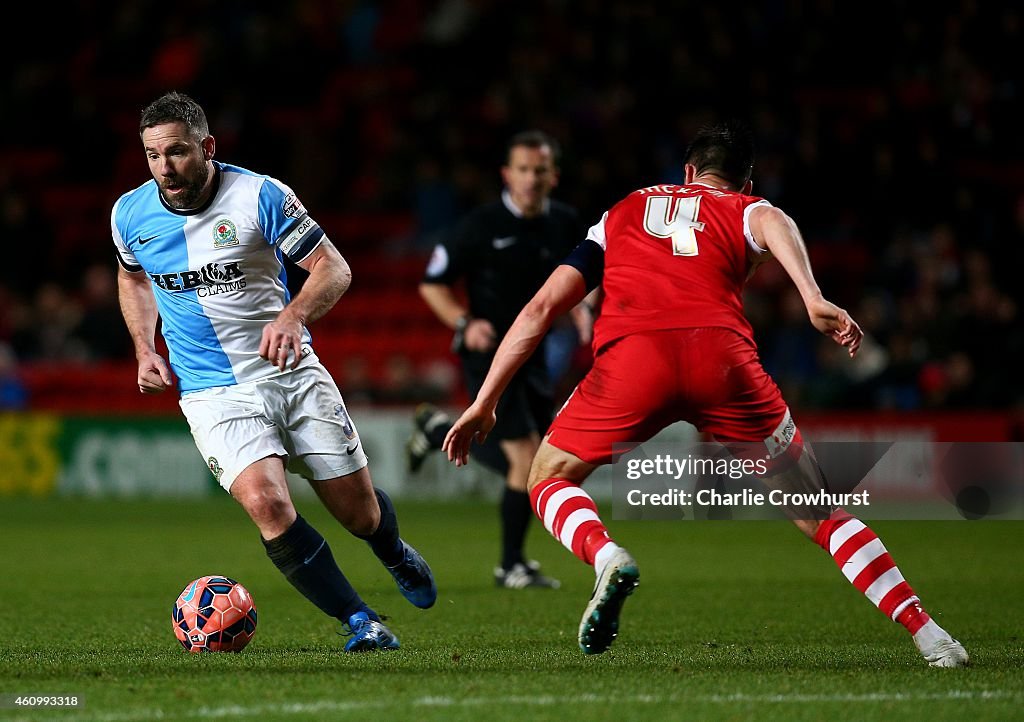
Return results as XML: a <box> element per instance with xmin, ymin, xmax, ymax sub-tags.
<box><xmin>343</xmin><ymin>610</ymin><xmax>400</xmax><ymax>652</ymax></box>
<box><xmin>386</xmin><ymin>541</ymin><xmax>437</xmax><ymax>609</ymax></box>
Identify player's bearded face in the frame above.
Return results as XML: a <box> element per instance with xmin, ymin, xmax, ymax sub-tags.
<box><xmin>159</xmin><ymin>159</ymin><xmax>210</xmax><ymax>209</ymax></box>
<box><xmin>143</xmin><ymin>123</ymin><xmax>213</xmax><ymax>210</ymax></box>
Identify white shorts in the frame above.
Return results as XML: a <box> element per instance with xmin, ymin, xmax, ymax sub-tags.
<box><xmin>179</xmin><ymin>361</ymin><xmax>368</xmax><ymax>492</ymax></box>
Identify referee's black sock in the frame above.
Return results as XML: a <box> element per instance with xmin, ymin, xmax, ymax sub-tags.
<box><xmin>262</xmin><ymin>514</ymin><xmax>369</xmax><ymax>622</ymax></box>
<box><xmin>424</xmin><ymin>420</ymin><xmax>452</xmax><ymax>449</ymax></box>
<box><xmin>500</xmin><ymin>487</ymin><xmax>532</xmax><ymax>570</ymax></box>
<box><xmin>354</xmin><ymin>488</ymin><xmax>405</xmax><ymax>567</ymax></box>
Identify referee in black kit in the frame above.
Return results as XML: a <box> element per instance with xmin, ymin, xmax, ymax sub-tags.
<box><xmin>408</xmin><ymin>130</ymin><xmax>593</xmax><ymax>589</ymax></box>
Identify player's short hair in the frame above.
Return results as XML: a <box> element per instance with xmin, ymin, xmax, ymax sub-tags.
<box><xmin>506</xmin><ymin>130</ymin><xmax>561</xmax><ymax>166</ymax></box>
<box><xmin>139</xmin><ymin>91</ymin><xmax>210</xmax><ymax>141</ymax></box>
<box><xmin>684</xmin><ymin>119</ymin><xmax>755</xmax><ymax>189</ymax></box>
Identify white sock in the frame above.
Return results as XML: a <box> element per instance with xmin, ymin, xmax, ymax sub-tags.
<box><xmin>593</xmin><ymin>543</ymin><xmax>622</xmax><ymax>574</ymax></box>
<box><xmin>913</xmin><ymin>618</ymin><xmax>951</xmax><ymax>647</ymax></box>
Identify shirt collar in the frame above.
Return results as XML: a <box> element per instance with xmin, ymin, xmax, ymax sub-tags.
<box><xmin>502</xmin><ymin>189</ymin><xmax>550</xmax><ymax>218</ymax></box>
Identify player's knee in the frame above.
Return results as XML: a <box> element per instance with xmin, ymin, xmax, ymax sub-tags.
<box><xmin>526</xmin><ymin>441</ymin><xmax>592</xmax><ymax>492</ymax></box>
<box><xmin>243</xmin><ymin>493</ymin><xmax>296</xmax><ymax>537</ymax></box>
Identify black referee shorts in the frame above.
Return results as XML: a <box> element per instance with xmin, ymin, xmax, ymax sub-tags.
<box><xmin>460</xmin><ymin>354</ymin><xmax>554</xmax><ymax>475</ymax></box>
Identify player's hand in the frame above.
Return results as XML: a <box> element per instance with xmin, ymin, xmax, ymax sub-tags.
<box><xmin>442</xmin><ymin>403</ymin><xmax>497</xmax><ymax>467</ymax></box>
<box><xmin>806</xmin><ymin>296</ymin><xmax>863</xmax><ymax>357</ymax></box>
<box><xmin>464</xmin><ymin>319</ymin><xmax>498</xmax><ymax>352</ymax></box>
<box><xmin>259</xmin><ymin>316</ymin><xmax>304</xmax><ymax>371</ymax></box>
<box><xmin>137</xmin><ymin>352</ymin><xmax>175</xmax><ymax>394</ymax></box>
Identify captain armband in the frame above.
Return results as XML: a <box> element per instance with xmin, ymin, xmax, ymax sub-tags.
<box><xmin>561</xmin><ymin>239</ymin><xmax>605</xmax><ymax>292</ymax></box>
<box><xmin>278</xmin><ymin>215</ymin><xmax>325</xmax><ymax>263</ymax></box>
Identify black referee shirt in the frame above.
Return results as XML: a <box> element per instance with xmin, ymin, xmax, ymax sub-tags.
<box><xmin>423</xmin><ymin>194</ymin><xmax>585</xmax><ymax>340</ymax></box>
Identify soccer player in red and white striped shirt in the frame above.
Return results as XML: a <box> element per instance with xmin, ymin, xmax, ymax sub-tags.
<box><xmin>443</xmin><ymin>120</ymin><xmax>967</xmax><ymax>666</ymax></box>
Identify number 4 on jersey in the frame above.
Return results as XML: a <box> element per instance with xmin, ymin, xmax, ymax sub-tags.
<box><xmin>642</xmin><ymin>195</ymin><xmax>704</xmax><ymax>256</ymax></box>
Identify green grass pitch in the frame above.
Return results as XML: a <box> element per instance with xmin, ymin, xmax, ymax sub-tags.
<box><xmin>1</xmin><ymin>496</ymin><xmax>1022</xmax><ymax>721</ymax></box>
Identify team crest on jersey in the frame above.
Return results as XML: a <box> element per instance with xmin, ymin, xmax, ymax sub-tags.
<box><xmin>283</xmin><ymin>193</ymin><xmax>306</xmax><ymax>219</ymax></box>
<box><xmin>212</xmin><ymin>218</ymin><xmax>239</xmax><ymax>248</ymax></box>
<box><xmin>207</xmin><ymin>457</ymin><xmax>224</xmax><ymax>481</ymax></box>
<box><xmin>333</xmin><ymin>403</ymin><xmax>356</xmax><ymax>439</ymax></box>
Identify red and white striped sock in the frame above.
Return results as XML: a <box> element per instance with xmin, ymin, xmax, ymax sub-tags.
<box><xmin>814</xmin><ymin>509</ymin><xmax>930</xmax><ymax>634</ymax></box>
<box><xmin>529</xmin><ymin>478</ymin><xmax>616</xmax><ymax>567</ymax></box>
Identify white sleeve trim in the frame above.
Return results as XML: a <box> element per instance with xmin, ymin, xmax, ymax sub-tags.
<box><xmin>110</xmin><ymin>197</ymin><xmax>142</xmax><ymax>271</ymax></box>
<box><xmin>743</xmin><ymin>200</ymin><xmax>773</xmax><ymax>255</ymax></box>
<box><xmin>586</xmin><ymin>211</ymin><xmax>609</xmax><ymax>250</ymax></box>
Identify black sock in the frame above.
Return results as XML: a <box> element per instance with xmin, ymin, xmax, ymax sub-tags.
<box><xmin>354</xmin><ymin>489</ymin><xmax>404</xmax><ymax>567</ymax></box>
<box><xmin>262</xmin><ymin>515</ymin><xmax>367</xmax><ymax>622</ymax></box>
<box><xmin>425</xmin><ymin>419</ymin><xmax>452</xmax><ymax>448</ymax></box>
<box><xmin>500</xmin><ymin>487</ymin><xmax>532</xmax><ymax>570</ymax></box>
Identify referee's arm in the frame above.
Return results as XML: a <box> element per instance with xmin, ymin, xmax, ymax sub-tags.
<box><xmin>419</xmin><ymin>282</ymin><xmax>467</xmax><ymax>331</ymax></box>
<box><xmin>420</xmin><ymin>282</ymin><xmax>497</xmax><ymax>353</ymax></box>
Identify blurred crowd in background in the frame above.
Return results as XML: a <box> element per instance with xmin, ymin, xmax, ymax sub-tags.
<box><xmin>0</xmin><ymin>0</ymin><xmax>1021</xmax><ymax>413</ymax></box>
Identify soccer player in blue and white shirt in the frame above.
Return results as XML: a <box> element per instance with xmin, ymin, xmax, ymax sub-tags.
<box><xmin>112</xmin><ymin>92</ymin><xmax>435</xmax><ymax>651</ymax></box>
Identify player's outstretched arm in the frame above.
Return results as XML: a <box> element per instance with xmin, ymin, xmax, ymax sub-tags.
<box><xmin>748</xmin><ymin>206</ymin><xmax>862</xmax><ymax>357</ymax></box>
<box><xmin>260</xmin><ymin>238</ymin><xmax>351</xmax><ymax>371</ymax></box>
<box><xmin>118</xmin><ymin>266</ymin><xmax>175</xmax><ymax>393</ymax></box>
<box><xmin>443</xmin><ymin>265</ymin><xmax>588</xmax><ymax>466</ymax></box>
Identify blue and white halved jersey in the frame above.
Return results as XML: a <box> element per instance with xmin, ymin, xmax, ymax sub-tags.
<box><xmin>111</xmin><ymin>162</ymin><xmax>325</xmax><ymax>394</ymax></box>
